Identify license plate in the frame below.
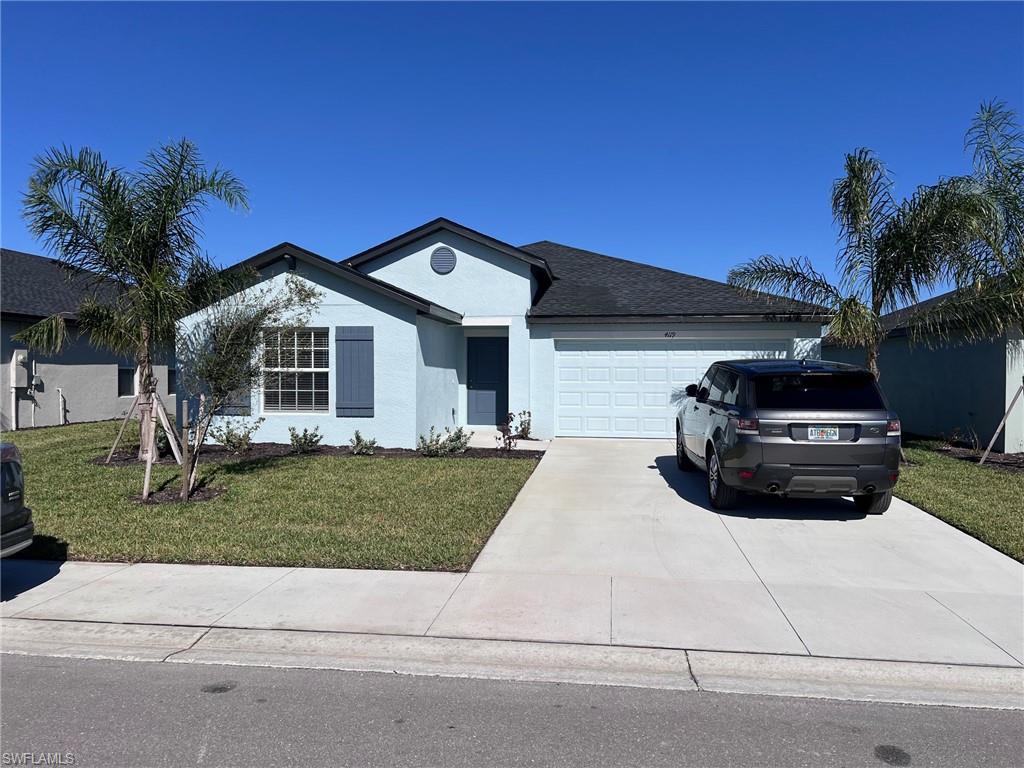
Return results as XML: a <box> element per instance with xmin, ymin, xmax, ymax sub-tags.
<box><xmin>808</xmin><ymin>425</ymin><xmax>839</xmax><ymax>441</ymax></box>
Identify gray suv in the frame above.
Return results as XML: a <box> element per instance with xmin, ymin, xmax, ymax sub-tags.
<box><xmin>1</xmin><ymin>443</ymin><xmax>33</xmax><ymax>558</ymax></box>
<box><xmin>675</xmin><ymin>360</ymin><xmax>901</xmax><ymax>514</ymax></box>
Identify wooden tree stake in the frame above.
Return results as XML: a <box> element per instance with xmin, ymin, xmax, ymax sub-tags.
<box><xmin>141</xmin><ymin>408</ymin><xmax>156</xmax><ymax>500</ymax></box>
<box><xmin>980</xmin><ymin>377</ymin><xmax>1024</xmax><ymax>466</ymax></box>
<box><xmin>180</xmin><ymin>404</ymin><xmax>191</xmax><ymax>502</ymax></box>
<box><xmin>153</xmin><ymin>393</ymin><xmax>183</xmax><ymax>465</ymax></box>
<box><xmin>106</xmin><ymin>394</ymin><xmax>140</xmax><ymax>463</ymax></box>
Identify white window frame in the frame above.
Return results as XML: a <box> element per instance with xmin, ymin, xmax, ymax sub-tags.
<box><xmin>260</xmin><ymin>328</ymin><xmax>330</xmax><ymax>414</ymax></box>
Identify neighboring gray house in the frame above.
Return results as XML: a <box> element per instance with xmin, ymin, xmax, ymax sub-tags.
<box><xmin>824</xmin><ymin>292</ymin><xmax>1023</xmax><ymax>453</ymax></box>
<box><xmin>185</xmin><ymin>218</ymin><xmax>826</xmax><ymax>447</ymax></box>
<box><xmin>1</xmin><ymin>248</ymin><xmax>177</xmax><ymax>430</ymax></box>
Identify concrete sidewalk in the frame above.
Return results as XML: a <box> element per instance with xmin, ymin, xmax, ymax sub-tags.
<box><xmin>2</xmin><ymin>558</ymin><xmax>1023</xmax><ymax>709</ymax></box>
<box><xmin>4</xmin><ymin>556</ymin><xmax>1021</xmax><ymax>666</ymax></box>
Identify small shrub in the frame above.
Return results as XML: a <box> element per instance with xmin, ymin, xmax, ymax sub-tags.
<box><xmin>209</xmin><ymin>417</ymin><xmax>265</xmax><ymax>455</ymax></box>
<box><xmin>288</xmin><ymin>426</ymin><xmax>323</xmax><ymax>454</ymax></box>
<box><xmin>496</xmin><ymin>413</ymin><xmax>518</xmax><ymax>452</ymax></box>
<box><xmin>155</xmin><ymin>417</ymin><xmax>177</xmax><ymax>457</ymax></box>
<box><xmin>496</xmin><ymin>410</ymin><xmax>532</xmax><ymax>450</ymax></box>
<box><xmin>350</xmin><ymin>430</ymin><xmax>378</xmax><ymax>456</ymax></box>
<box><xmin>513</xmin><ymin>410</ymin><xmax>532</xmax><ymax>440</ymax></box>
<box><xmin>418</xmin><ymin>426</ymin><xmax>474</xmax><ymax>456</ymax></box>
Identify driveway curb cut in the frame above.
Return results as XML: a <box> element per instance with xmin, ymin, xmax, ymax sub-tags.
<box><xmin>3</xmin><ymin>618</ymin><xmax>1021</xmax><ymax>710</ymax></box>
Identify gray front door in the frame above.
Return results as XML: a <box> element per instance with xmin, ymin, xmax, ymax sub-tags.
<box><xmin>467</xmin><ymin>337</ymin><xmax>509</xmax><ymax>426</ymax></box>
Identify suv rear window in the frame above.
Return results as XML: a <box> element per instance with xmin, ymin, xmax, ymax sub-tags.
<box><xmin>754</xmin><ymin>372</ymin><xmax>885</xmax><ymax>410</ymax></box>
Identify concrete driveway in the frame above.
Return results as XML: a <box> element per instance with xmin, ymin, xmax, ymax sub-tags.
<box><xmin>431</xmin><ymin>439</ymin><xmax>1024</xmax><ymax>666</ymax></box>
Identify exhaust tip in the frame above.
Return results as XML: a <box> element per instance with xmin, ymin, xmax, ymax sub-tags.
<box><xmin>863</xmin><ymin>484</ymin><xmax>876</xmax><ymax>494</ymax></box>
<box><xmin>766</xmin><ymin>482</ymin><xmax>781</xmax><ymax>494</ymax></box>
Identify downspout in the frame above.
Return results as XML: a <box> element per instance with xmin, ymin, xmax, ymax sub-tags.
<box><xmin>30</xmin><ymin>361</ymin><xmax>37</xmax><ymax>428</ymax></box>
<box><xmin>9</xmin><ymin>387</ymin><xmax>16</xmax><ymax>431</ymax></box>
<box><xmin>57</xmin><ymin>387</ymin><xmax>66</xmax><ymax>425</ymax></box>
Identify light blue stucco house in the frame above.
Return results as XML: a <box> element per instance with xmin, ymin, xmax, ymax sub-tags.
<box><xmin>191</xmin><ymin>218</ymin><xmax>827</xmax><ymax>447</ymax></box>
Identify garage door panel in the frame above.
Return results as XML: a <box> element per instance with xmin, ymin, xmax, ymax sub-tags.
<box><xmin>555</xmin><ymin>339</ymin><xmax>788</xmax><ymax>438</ymax></box>
<box><xmin>615</xmin><ymin>392</ymin><xmax>639</xmax><ymax>407</ymax></box>
<box><xmin>559</xmin><ymin>392</ymin><xmax>582</xmax><ymax>407</ymax></box>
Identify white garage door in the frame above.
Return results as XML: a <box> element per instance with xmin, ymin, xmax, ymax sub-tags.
<box><xmin>555</xmin><ymin>339</ymin><xmax>788</xmax><ymax>438</ymax></box>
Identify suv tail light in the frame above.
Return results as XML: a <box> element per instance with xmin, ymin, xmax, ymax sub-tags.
<box><xmin>736</xmin><ymin>417</ymin><xmax>759</xmax><ymax>435</ymax></box>
<box><xmin>886</xmin><ymin>419</ymin><xmax>901</xmax><ymax>436</ymax></box>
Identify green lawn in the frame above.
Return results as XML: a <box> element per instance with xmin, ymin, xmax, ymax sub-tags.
<box><xmin>898</xmin><ymin>438</ymin><xmax>1023</xmax><ymax>562</ymax></box>
<box><xmin>4</xmin><ymin>421</ymin><xmax>538</xmax><ymax>571</ymax></box>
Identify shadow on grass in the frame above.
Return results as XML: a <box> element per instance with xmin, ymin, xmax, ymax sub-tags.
<box><xmin>2</xmin><ymin>536</ymin><xmax>69</xmax><ymax>602</ymax></box>
<box><xmin>652</xmin><ymin>455</ymin><xmax>866</xmax><ymax>521</ymax></box>
<box><xmin>215</xmin><ymin>453</ymin><xmax>297</xmax><ymax>476</ymax></box>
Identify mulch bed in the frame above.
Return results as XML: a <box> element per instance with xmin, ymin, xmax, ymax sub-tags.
<box><xmin>939</xmin><ymin>445</ymin><xmax>1024</xmax><ymax>474</ymax></box>
<box><xmin>135</xmin><ymin>484</ymin><xmax>226</xmax><ymax>505</ymax></box>
<box><xmin>97</xmin><ymin>442</ymin><xmax>544</xmax><ymax>467</ymax></box>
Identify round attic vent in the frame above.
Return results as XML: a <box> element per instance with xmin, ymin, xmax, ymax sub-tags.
<box><xmin>430</xmin><ymin>246</ymin><xmax>456</xmax><ymax>275</ymax></box>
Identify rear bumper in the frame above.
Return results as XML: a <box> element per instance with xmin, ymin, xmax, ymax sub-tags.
<box><xmin>723</xmin><ymin>464</ymin><xmax>898</xmax><ymax>497</ymax></box>
<box><xmin>1</xmin><ymin>519</ymin><xmax>34</xmax><ymax>558</ymax></box>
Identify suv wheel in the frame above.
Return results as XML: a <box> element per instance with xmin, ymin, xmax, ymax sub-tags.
<box><xmin>854</xmin><ymin>490</ymin><xmax>892</xmax><ymax>515</ymax></box>
<box><xmin>676</xmin><ymin>427</ymin><xmax>694</xmax><ymax>471</ymax></box>
<box><xmin>706</xmin><ymin>448</ymin><xmax>738</xmax><ymax>510</ymax></box>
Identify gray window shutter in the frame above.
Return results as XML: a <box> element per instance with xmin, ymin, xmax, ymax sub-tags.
<box><xmin>218</xmin><ymin>386</ymin><xmax>251</xmax><ymax>416</ymax></box>
<box><xmin>336</xmin><ymin>326</ymin><xmax>374</xmax><ymax>417</ymax></box>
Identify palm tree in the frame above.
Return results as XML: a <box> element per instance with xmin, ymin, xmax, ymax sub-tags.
<box><xmin>728</xmin><ymin>102</ymin><xmax>1024</xmax><ymax>379</ymax></box>
<box><xmin>15</xmin><ymin>139</ymin><xmax>248</xmax><ymax>472</ymax></box>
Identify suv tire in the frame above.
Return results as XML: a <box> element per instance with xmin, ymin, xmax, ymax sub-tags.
<box><xmin>706</xmin><ymin>447</ymin><xmax>738</xmax><ymax>510</ymax></box>
<box><xmin>854</xmin><ymin>490</ymin><xmax>892</xmax><ymax>515</ymax></box>
<box><xmin>676</xmin><ymin>427</ymin><xmax>694</xmax><ymax>471</ymax></box>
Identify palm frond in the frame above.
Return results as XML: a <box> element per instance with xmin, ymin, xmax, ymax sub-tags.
<box><xmin>905</xmin><ymin>270</ymin><xmax>1024</xmax><ymax>346</ymax></box>
<box><xmin>727</xmin><ymin>255</ymin><xmax>843</xmax><ymax>309</ymax></box>
<box><xmin>12</xmin><ymin>313</ymin><xmax>71</xmax><ymax>355</ymax></box>
<box><xmin>22</xmin><ymin>145</ymin><xmax>135</xmax><ymax>282</ymax></box>
<box><xmin>825</xmin><ymin>297</ymin><xmax>882</xmax><ymax>348</ymax></box>
<box><xmin>831</xmin><ymin>149</ymin><xmax>896</xmax><ymax>297</ymax></box>
<box><xmin>967</xmin><ymin>101</ymin><xmax>1024</xmax><ymax>182</ymax></box>
<box><xmin>135</xmin><ymin>139</ymin><xmax>249</xmax><ymax>267</ymax></box>
<box><xmin>76</xmin><ymin>298</ymin><xmax>142</xmax><ymax>358</ymax></box>
<box><xmin>965</xmin><ymin>101</ymin><xmax>1024</xmax><ymax>265</ymax></box>
<box><xmin>875</xmin><ymin>177</ymin><xmax>1003</xmax><ymax>313</ymax></box>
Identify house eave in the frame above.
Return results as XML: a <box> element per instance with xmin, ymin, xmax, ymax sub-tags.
<box><xmin>231</xmin><ymin>243</ymin><xmax>463</xmax><ymax>325</ymax></box>
<box><xmin>344</xmin><ymin>217</ymin><xmax>555</xmax><ymax>281</ymax></box>
<box><xmin>527</xmin><ymin>313</ymin><xmax>832</xmax><ymax>325</ymax></box>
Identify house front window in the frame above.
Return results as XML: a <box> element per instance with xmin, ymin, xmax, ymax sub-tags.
<box><xmin>117</xmin><ymin>367</ymin><xmax>136</xmax><ymax>398</ymax></box>
<box><xmin>262</xmin><ymin>328</ymin><xmax>329</xmax><ymax>412</ymax></box>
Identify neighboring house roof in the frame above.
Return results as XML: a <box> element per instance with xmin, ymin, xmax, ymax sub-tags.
<box><xmin>344</xmin><ymin>217</ymin><xmax>555</xmax><ymax>282</ymax></box>
<box><xmin>878</xmin><ymin>290</ymin><xmax>958</xmax><ymax>335</ymax></box>
<box><xmin>1</xmin><ymin>248</ymin><xmax>113</xmax><ymax>321</ymax></box>
<box><xmin>236</xmin><ymin>242</ymin><xmax>463</xmax><ymax>324</ymax></box>
<box><xmin>519</xmin><ymin>241</ymin><xmax>828</xmax><ymax>321</ymax></box>
<box><xmin>823</xmin><ymin>289</ymin><xmax>971</xmax><ymax>346</ymax></box>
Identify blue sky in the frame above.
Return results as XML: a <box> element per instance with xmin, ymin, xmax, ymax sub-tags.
<box><xmin>2</xmin><ymin>2</ymin><xmax>1021</xmax><ymax>288</ymax></box>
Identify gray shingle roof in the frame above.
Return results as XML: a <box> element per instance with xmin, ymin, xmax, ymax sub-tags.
<box><xmin>520</xmin><ymin>241</ymin><xmax>826</xmax><ymax>319</ymax></box>
<box><xmin>879</xmin><ymin>290</ymin><xmax>957</xmax><ymax>334</ymax></box>
<box><xmin>1</xmin><ymin>248</ymin><xmax>111</xmax><ymax>320</ymax></box>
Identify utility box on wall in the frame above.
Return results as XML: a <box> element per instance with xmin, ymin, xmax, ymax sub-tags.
<box><xmin>10</xmin><ymin>350</ymin><xmax>29</xmax><ymax>388</ymax></box>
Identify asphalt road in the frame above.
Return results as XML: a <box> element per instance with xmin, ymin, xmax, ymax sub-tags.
<box><xmin>1</xmin><ymin>655</ymin><xmax>1021</xmax><ymax>768</ymax></box>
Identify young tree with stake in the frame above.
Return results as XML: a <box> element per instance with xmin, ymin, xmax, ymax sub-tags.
<box><xmin>176</xmin><ymin>274</ymin><xmax>321</xmax><ymax>500</ymax></box>
<box><xmin>15</xmin><ymin>140</ymin><xmax>248</xmax><ymax>497</ymax></box>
